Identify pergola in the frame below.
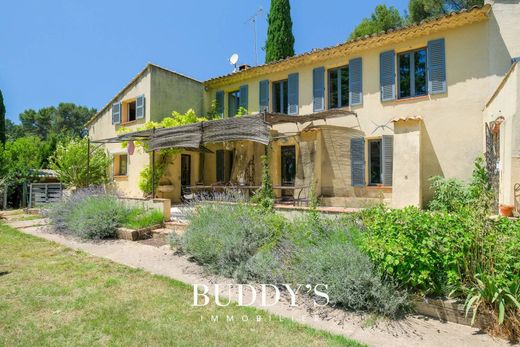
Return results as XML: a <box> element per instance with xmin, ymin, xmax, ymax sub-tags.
<box><xmin>90</xmin><ymin>110</ymin><xmax>357</xmax><ymax>197</ymax></box>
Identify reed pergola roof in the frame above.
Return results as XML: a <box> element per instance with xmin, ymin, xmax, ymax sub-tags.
<box><xmin>91</xmin><ymin>109</ymin><xmax>356</xmax><ymax>150</ymax></box>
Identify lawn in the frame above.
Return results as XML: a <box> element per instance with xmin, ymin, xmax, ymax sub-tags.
<box><xmin>0</xmin><ymin>223</ymin><xmax>363</xmax><ymax>347</ymax></box>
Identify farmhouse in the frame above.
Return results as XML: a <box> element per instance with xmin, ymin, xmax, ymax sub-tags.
<box><xmin>87</xmin><ymin>1</ymin><xmax>520</xmax><ymax>210</ymax></box>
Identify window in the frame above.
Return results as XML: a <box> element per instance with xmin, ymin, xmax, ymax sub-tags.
<box><xmin>273</xmin><ymin>80</ymin><xmax>288</xmax><ymax>114</ymax></box>
<box><xmin>398</xmin><ymin>48</ymin><xmax>427</xmax><ymax>99</ymax></box>
<box><xmin>114</xmin><ymin>154</ymin><xmax>128</xmax><ymax>177</ymax></box>
<box><xmin>328</xmin><ymin>66</ymin><xmax>349</xmax><ymax>109</ymax></box>
<box><xmin>216</xmin><ymin>150</ymin><xmax>233</xmax><ymax>183</ymax></box>
<box><xmin>127</xmin><ymin>101</ymin><xmax>137</xmax><ymax>122</ymax></box>
<box><xmin>228</xmin><ymin>90</ymin><xmax>240</xmax><ymax>117</ymax></box>
<box><xmin>368</xmin><ymin>139</ymin><xmax>382</xmax><ymax>186</ymax></box>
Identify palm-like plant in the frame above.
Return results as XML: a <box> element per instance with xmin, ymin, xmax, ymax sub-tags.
<box><xmin>465</xmin><ymin>274</ymin><xmax>520</xmax><ymax>325</ymax></box>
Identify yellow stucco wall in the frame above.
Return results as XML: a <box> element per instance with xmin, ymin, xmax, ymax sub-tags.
<box><xmin>88</xmin><ymin>65</ymin><xmax>204</xmax><ymax>198</ymax></box>
<box><xmin>206</xmin><ymin>12</ymin><xmax>514</xmax><ymax>207</ymax></box>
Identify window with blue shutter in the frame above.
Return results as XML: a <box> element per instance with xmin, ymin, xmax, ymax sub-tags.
<box><xmin>136</xmin><ymin>94</ymin><xmax>145</xmax><ymax>119</ymax></box>
<box><xmin>112</xmin><ymin>102</ymin><xmax>121</xmax><ymax>125</ymax></box>
<box><xmin>259</xmin><ymin>80</ymin><xmax>269</xmax><ymax>112</ymax></box>
<box><xmin>216</xmin><ymin>91</ymin><xmax>224</xmax><ymax>118</ymax></box>
<box><xmin>287</xmin><ymin>73</ymin><xmax>299</xmax><ymax>115</ymax></box>
<box><xmin>349</xmin><ymin>58</ymin><xmax>363</xmax><ymax>106</ymax></box>
<box><xmin>398</xmin><ymin>49</ymin><xmax>427</xmax><ymax>98</ymax></box>
<box><xmin>313</xmin><ymin>67</ymin><xmax>325</xmax><ymax>112</ymax></box>
<box><xmin>428</xmin><ymin>38</ymin><xmax>446</xmax><ymax>94</ymax></box>
<box><xmin>350</xmin><ymin>137</ymin><xmax>365</xmax><ymax>186</ymax></box>
<box><xmin>328</xmin><ymin>66</ymin><xmax>349</xmax><ymax>109</ymax></box>
<box><xmin>380</xmin><ymin>50</ymin><xmax>396</xmax><ymax>101</ymax></box>
<box><xmin>382</xmin><ymin>135</ymin><xmax>393</xmax><ymax>186</ymax></box>
<box><xmin>239</xmin><ymin>85</ymin><xmax>248</xmax><ymax>112</ymax></box>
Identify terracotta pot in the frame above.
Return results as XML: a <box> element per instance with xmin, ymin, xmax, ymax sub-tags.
<box><xmin>499</xmin><ymin>204</ymin><xmax>514</xmax><ymax>217</ymax></box>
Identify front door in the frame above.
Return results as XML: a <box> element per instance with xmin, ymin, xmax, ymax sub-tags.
<box><xmin>181</xmin><ymin>154</ymin><xmax>191</xmax><ymax>187</ymax></box>
<box><xmin>281</xmin><ymin>146</ymin><xmax>296</xmax><ymax>195</ymax></box>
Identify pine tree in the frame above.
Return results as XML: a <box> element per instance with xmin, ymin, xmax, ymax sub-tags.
<box><xmin>0</xmin><ymin>90</ymin><xmax>6</xmax><ymax>146</ymax></box>
<box><xmin>265</xmin><ymin>0</ymin><xmax>295</xmax><ymax>64</ymax></box>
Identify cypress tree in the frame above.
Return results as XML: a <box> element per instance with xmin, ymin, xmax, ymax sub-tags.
<box><xmin>265</xmin><ymin>0</ymin><xmax>295</xmax><ymax>64</ymax></box>
<box><xmin>0</xmin><ymin>90</ymin><xmax>5</xmax><ymax>146</ymax></box>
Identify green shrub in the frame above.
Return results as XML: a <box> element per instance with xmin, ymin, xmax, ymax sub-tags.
<box><xmin>360</xmin><ymin>206</ymin><xmax>471</xmax><ymax>294</ymax></box>
<box><xmin>179</xmin><ymin>205</ymin><xmax>409</xmax><ymax>317</ymax></box>
<box><xmin>294</xmin><ymin>238</ymin><xmax>409</xmax><ymax>317</ymax></box>
<box><xmin>65</xmin><ymin>194</ymin><xmax>127</xmax><ymax>239</ymax></box>
<box><xmin>49</xmin><ymin>137</ymin><xmax>110</xmax><ymax>188</ymax></box>
<box><xmin>181</xmin><ymin>204</ymin><xmax>286</xmax><ymax>278</ymax></box>
<box><xmin>428</xmin><ymin>176</ymin><xmax>469</xmax><ymax>212</ymax></box>
<box><xmin>122</xmin><ymin>208</ymin><xmax>164</xmax><ymax>230</ymax></box>
<box><xmin>49</xmin><ymin>189</ymin><xmax>163</xmax><ymax>239</ymax></box>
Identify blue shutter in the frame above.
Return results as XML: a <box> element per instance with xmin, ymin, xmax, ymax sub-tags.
<box><xmin>349</xmin><ymin>58</ymin><xmax>363</xmax><ymax>106</ymax></box>
<box><xmin>136</xmin><ymin>94</ymin><xmax>145</xmax><ymax>119</ymax></box>
<box><xmin>259</xmin><ymin>80</ymin><xmax>269</xmax><ymax>112</ymax></box>
<box><xmin>287</xmin><ymin>73</ymin><xmax>299</xmax><ymax>115</ymax></box>
<box><xmin>380</xmin><ymin>51</ymin><xmax>396</xmax><ymax>101</ymax></box>
<box><xmin>313</xmin><ymin>67</ymin><xmax>325</xmax><ymax>112</ymax></box>
<box><xmin>239</xmin><ymin>85</ymin><xmax>248</xmax><ymax>111</ymax></box>
<box><xmin>350</xmin><ymin>137</ymin><xmax>365</xmax><ymax>186</ymax></box>
<box><xmin>428</xmin><ymin>38</ymin><xmax>446</xmax><ymax>94</ymax></box>
<box><xmin>112</xmin><ymin>102</ymin><xmax>121</xmax><ymax>125</ymax></box>
<box><xmin>382</xmin><ymin>135</ymin><xmax>394</xmax><ymax>186</ymax></box>
<box><xmin>216</xmin><ymin>91</ymin><xmax>224</xmax><ymax>118</ymax></box>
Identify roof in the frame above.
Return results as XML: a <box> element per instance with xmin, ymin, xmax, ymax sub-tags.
<box><xmin>28</xmin><ymin>169</ymin><xmax>58</xmax><ymax>179</ymax></box>
<box><xmin>86</xmin><ymin>63</ymin><xmax>203</xmax><ymax>126</ymax></box>
<box><xmin>204</xmin><ymin>5</ymin><xmax>491</xmax><ymax>88</ymax></box>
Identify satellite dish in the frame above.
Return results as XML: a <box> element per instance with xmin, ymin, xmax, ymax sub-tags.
<box><xmin>229</xmin><ymin>53</ymin><xmax>239</xmax><ymax>65</ymax></box>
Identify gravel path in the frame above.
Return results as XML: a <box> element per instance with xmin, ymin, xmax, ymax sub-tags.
<box><xmin>4</xmin><ymin>218</ymin><xmax>514</xmax><ymax>347</ymax></box>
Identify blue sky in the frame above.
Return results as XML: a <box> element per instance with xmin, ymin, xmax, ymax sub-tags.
<box><xmin>0</xmin><ymin>0</ymin><xmax>408</xmax><ymax>122</ymax></box>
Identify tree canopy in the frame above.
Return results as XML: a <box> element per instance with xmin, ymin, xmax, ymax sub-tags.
<box><xmin>349</xmin><ymin>5</ymin><xmax>403</xmax><ymax>40</ymax></box>
<box><xmin>18</xmin><ymin>103</ymin><xmax>96</xmax><ymax>140</ymax></box>
<box><xmin>349</xmin><ymin>0</ymin><xmax>484</xmax><ymax>40</ymax></box>
<box><xmin>408</xmin><ymin>0</ymin><xmax>484</xmax><ymax>23</ymax></box>
<box><xmin>265</xmin><ymin>0</ymin><xmax>295</xmax><ymax>63</ymax></box>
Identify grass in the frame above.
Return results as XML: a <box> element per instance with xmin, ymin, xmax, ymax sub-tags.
<box><xmin>0</xmin><ymin>223</ymin><xmax>363</xmax><ymax>347</ymax></box>
<box><xmin>121</xmin><ymin>208</ymin><xmax>164</xmax><ymax>230</ymax></box>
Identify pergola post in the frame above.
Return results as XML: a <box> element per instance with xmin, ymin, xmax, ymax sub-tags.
<box><xmin>86</xmin><ymin>137</ymin><xmax>90</xmax><ymax>187</ymax></box>
<box><xmin>151</xmin><ymin>127</ymin><xmax>156</xmax><ymax>199</ymax></box>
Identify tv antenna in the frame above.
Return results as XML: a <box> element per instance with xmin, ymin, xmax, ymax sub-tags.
<box><xmin>246</xmin><ymin>7</ymin><xmax>263</xmax><ymax>66</ymax></box>
<box><xmin>229</xmin><ymin>53</ymin><xmax>239</xmax><ymax>72</ymax></box>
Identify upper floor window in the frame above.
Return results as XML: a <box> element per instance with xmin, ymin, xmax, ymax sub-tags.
<box><xmin>273</xmin><ymin>80</ymin><xmax>288</xmax><ymax>114</ymax></box>
<box><xmin>398</xmin><ymin>48</ymin><xmax>427</xmax><ymax>99</ymax></box>
<box><xmin>228</xmin><ymin>90</ymin><xmax>240</xmax><ymax>117</ymax></box>
<box><xmin>328</xmin><ymin>66</ymin><xmax>349</xmax><ymax>109</ymax></box>
<box><xmin>127</xmin><ymin>100</ymin><xmax>137</xmax><ymax>122</ymax></box>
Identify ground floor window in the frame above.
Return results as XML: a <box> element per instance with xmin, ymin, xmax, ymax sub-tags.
<box><xmin>398</xmin><ymin>48</ymin><xmax>427</xmax><ymax>99</ymax></box>
<box><xmin>328</xmin><ymin>65</ymin><xmax>349</xmax><ymax>109</ymax></box>
<box><xmin>216</xmin><ymin>150</ymin><xmax>233</xmax><ymax>183</ymax></box>
<box><xmin>273</xmin><ymin>80</ymin><xmax>288</xmax><ymax>114</ymax></box>
<box><xmin>368</xmin><ymin>139</ymin><xmax>382</xmax><ymax>185</ymax></box>
<box><xmin>181</xmin><ymin>154</ymin><xmax>191</xmax><ymax>187</ymax></box>
<box><xmin>114</xmin><ymin>154</ymin><xmax>128</xmax><ymax>176</ymax></box>
<box><xmin>281</xmin><ymin>145</ymin><xmax>296</xmax><ymax>186</ymax></box>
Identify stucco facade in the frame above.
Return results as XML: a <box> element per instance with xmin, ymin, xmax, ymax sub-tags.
<box><xmin>88</xmin><ymin>2</ymin><xmax>520</xmax><ymax>210</ymax></box>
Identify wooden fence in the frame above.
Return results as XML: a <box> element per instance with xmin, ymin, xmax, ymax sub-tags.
<box><xmin>28</xmin><ymin>183</ymin><xmax>63</xmax><ymax>208</ymax></box>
